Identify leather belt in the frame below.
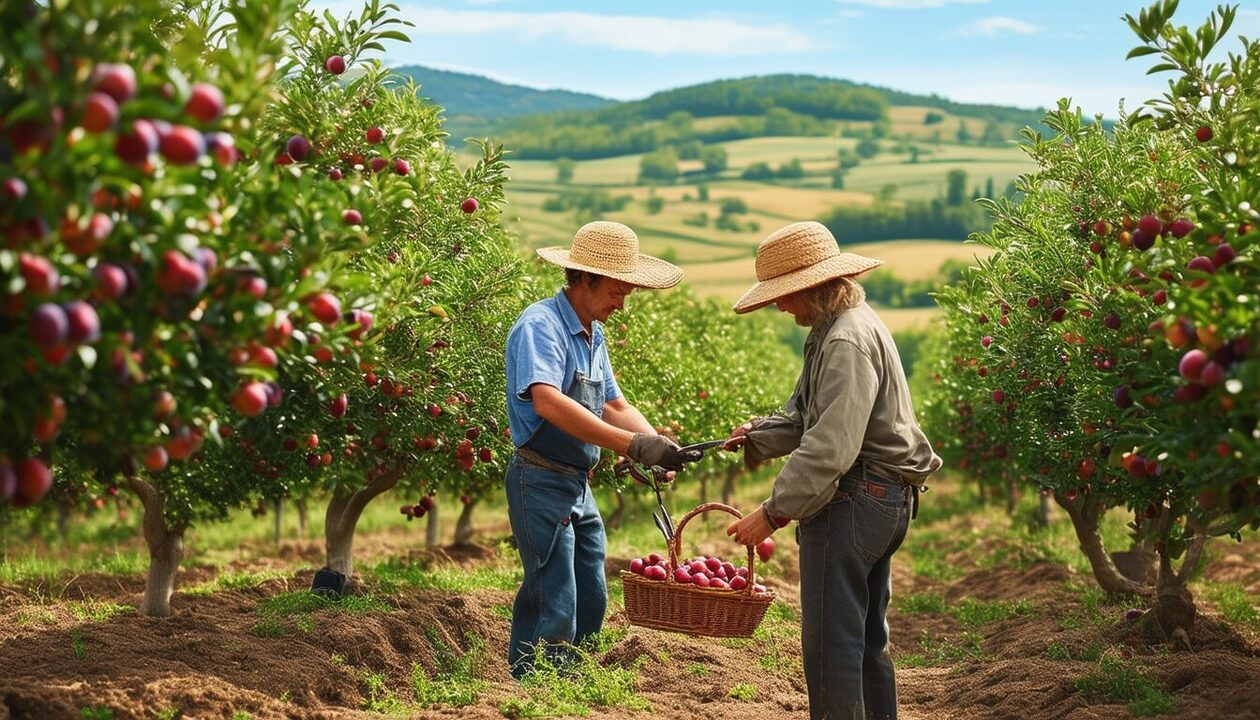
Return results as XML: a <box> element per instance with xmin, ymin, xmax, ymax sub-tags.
<box><xmin>515</xmin><ymin>447</ymin><xmax>589</xmax><ymax>477</ymax></box>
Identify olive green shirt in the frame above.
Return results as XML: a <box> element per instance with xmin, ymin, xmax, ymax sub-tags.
<box><xmin>746</xmin><ymin>302</ymin><xmax>942</xmax><ymax>522</ymax></box>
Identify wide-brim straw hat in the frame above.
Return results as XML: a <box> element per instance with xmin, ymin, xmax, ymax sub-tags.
<box><xmin>537</xmin><ymin>221</ymin><xmax>682</xmax><ymax>289</ymax></box>
<box><xmin>733</xmin><ymin>221</ymin><xmax>883</xmax><ymax>314</ymax></box>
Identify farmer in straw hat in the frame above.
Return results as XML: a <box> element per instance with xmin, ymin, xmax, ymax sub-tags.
<box><xmin>504</xmin><ymin>220</ymin><xmax>696</xmax><ymax>678</ymax></box>
<box><xmin>724</xmin><ymin>221</ymin><xmax>942</xmax><ymax>720</ymax></box>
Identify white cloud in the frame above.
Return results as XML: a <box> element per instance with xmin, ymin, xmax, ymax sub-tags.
<box><xmin>834</xmin><ymin>0</ymin><xmax>990</xmax><ymax>8</ymax></box>
<box><xmin>954</xmin><ymin>16</ymin><xmax>1040</xmax><ymax>37</ymax></box>
<box><xmin>394</xmin><ymin>8</ymin><xmax>814</xmax><ymax>56</ymax></box>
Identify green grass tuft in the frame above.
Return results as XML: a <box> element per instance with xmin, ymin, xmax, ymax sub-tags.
<box><xmin>728</xmin><ymin>683</ymin><xmax>758</xmax><ymax>701</ymax></box>
<box><xmin>249</xmin><ymin>620</ymin><xmax>286</xmax><ymax>638</ymax></box>
<box><xmin>896</xmin><ymin>630</ymin><xmax>988</xmax><ymax>667</ymax></box>
<box><xmin>412</xmin><ymin>631</ymin><xmax>488</xmax><ymax>708</ymax></box>
<box><xmin>368</xmin><ymin>557</ymin><xmax>520</xmax><ymax>594</ymax></box>
<box><xmin>71</xmin><ymin>628</ymin><xmax>87</xmax><ymax>661</ymax></box>
<box><xmin>1074</xmin><ymin>657</ymin><xmax>1176</xmax><ymax>716</ymax></box>
<box><xmin>950</xmin><ymin>597</ymin><xmax>1035</xmax><ymax>627</ymax></box>
<box><xmin>896</xmin><ymin>591</ymin><xmax>947</xmax><ymax>614</ymax></box>
<box><xmin>257</xmin><ymin>591</ymin><xmax>390</xmax><ymax>617</ymax></box>
<box><xmin>363</xmin><ymin>672</ymin><xmax>408</xmax><ymax>715</ymax></box>
<box><xmin>69</xmin><ymin>599</ymin><xmax>133</xmax><ymax>623</ymax></box>
<box><xmin>1206</xmin><ymin>582</ymin><xmax>1260</xmax><ymax>633</ymax></box>
<box><xmin>184</xmin><ymin>569</ymin><xmax>287</xmax><ymax>596</ymax></box>
<box><xmin>499</xmin><ymin>643</ymin><xmax>650</xmax><ymax>717</ymax></box>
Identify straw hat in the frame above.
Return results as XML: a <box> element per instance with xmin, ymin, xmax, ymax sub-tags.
<box><xmin>537</xmin><ymin>221</ymin><xmax>682</xmax><ymax>289</ymax></box>
<box><xmin>733</xmin><ymin>221</ymin><xmax>883</xmax><ymax>314</ymax></box>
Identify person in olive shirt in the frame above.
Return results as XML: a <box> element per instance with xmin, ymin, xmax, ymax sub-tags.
<box><xmin>724</xmin><ymin>221</ymin><xmax>942</xmax><ymax>720</ymax></box>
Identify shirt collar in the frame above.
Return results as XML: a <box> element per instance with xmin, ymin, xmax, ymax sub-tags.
<box><xmin>554</xmin><ymin>289</ymin><xmax>606</xmax><ymax>348</ymax></box>
<box><xmin>553</xmin><ymin>289</ymin><xmax>585</xmax><ymax>336</ymax></box>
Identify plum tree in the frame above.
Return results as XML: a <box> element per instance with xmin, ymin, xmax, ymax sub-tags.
<box><xmin>919</xmin><ymin>1</ymin><xmax>1257</xmax><ymax>646</ymax></box>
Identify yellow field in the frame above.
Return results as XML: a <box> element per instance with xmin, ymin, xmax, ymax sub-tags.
<box><xmin>496</xmin><ymin>134</ymin><xmax>1028</xmax><ymax>313</ymax></box>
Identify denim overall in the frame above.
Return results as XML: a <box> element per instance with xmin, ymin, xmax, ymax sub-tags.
<box><xmin>505</xmin><ymin>370</ymin><xmax>608</xmax><ymax>678</ymax></box>
<box><xmin>798</xmin><ymin>462</ymin><xmax>912</xmax><ymax>720</ymax></box>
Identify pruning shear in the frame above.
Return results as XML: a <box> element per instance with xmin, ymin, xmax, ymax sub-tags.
<box><xmin>614</xmin><ymin>438</ymin><xmax>727</xmax><ymax>542</ymax></box>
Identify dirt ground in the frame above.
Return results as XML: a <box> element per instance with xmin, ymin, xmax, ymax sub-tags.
<box><xmin>0</xmin><ymin>510</ymin><xmax>1257</xmax><ymax>720</ymax></box>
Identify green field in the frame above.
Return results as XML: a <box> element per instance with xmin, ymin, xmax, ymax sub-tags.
<box><xmin>498</xmin><ymin>135</ymin><xmax>1025</xmax><ymax>329</ymax></box>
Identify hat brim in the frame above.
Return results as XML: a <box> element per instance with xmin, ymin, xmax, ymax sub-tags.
<box><xmin>537</xmin><ymin>247</ymin><xmax>683</xmax><ymax>289</ymax></box>
<box><xmin>732</xmin><ymin>253</ymin><xmax>884</xmax><ymax>314</ymax></box>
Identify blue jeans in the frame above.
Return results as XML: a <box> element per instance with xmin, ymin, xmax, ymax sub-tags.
<box><xmin>798</xmin><ymin>467</ymin><xmax>911</xmax><ymax>720</ymax></box>
<box><xmin>505</xmin><ymin>454</ymin><xmax>607</xmax><ymax>678</ymax></box>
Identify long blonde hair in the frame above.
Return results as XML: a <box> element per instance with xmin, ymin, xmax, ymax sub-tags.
<box><xmin>793</xmin><ymin>276</ymin><xmax>865</xmax><ymax>325</ymax></box>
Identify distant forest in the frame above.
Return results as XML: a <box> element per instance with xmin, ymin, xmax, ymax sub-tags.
<box><xmin>455</xmin><ymin>74</ymin><xmax>1049</xmax><ymax>160</ymax></box>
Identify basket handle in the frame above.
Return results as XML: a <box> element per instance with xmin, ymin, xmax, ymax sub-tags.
<box><xmin>666</xmin><ymin>502</ymin><xmax>759</xmax><ymax>595</ymax></box>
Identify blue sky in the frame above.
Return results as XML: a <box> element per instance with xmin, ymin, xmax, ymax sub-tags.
<box><xmin>315</xmin><ymin>0</ymin><xmax>1258</xmax><ymax>118</ymax></box>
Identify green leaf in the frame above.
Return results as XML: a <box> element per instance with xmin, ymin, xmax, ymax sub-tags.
<box><xmin>1125</xmin><ymin>46</ymin><xmax>1161</xmax><ymax>59</ymax></box>
<box><xmin>375</xmin><ymin>30</ymin><xmax>410</xmax><ymax>43</ymax></box>
<box><xmin>1145</xmin><ymin>63</ymin><xmax>1179</xmax><ymax>75</ymax></box>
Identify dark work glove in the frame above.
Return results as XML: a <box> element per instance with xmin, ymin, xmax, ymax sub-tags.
<box><xmin>627</xmin><ymin>433</ymin><xmax>697</xmax><ymax>471</ymax></box>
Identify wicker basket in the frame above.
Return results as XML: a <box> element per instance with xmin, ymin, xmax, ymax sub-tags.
<box><xmin>621</xmin><ymin>502</ymin><xmax>775</xmax><ymax>638</ymax></box>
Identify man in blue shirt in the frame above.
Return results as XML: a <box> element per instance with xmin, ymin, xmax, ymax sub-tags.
<box><xmin>504</xmin><ymin>221</ymin><xmax>693</xmax><ymax>678</ymax></box>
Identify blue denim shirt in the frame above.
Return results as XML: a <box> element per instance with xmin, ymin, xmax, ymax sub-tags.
<box><xmin>506</xmin><ymin>289</ymin><xmax>622</xmax><ymax>446</ymax></box>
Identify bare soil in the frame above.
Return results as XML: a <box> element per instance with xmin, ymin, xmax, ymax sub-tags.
<box><xmin>0</xmin><ymin>508</ymin><xmax>1256</xmax><ymax>720</ymax></box>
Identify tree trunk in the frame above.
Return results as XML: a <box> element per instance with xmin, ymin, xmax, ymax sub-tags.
<box><xmin>295</xmin><ymin>498</ymin><xmax>309</xmax><ymax>537</ymax></box>
<box><xmin>1054</xmin><ymin>490</ymin><xmax>1152</xmax><ymax>597</ymax></box>
<box><xmin>454</xmin><ymin>499</ymin><xmax>477</xmax><ymax>547</ymax></box>
<box><xmin>273</xmin><ymin>497</ymin><xmax>283</xmax><ymax>545</ymax></box>
<box><xmin>1153</xmin><ymin>529</ymin><xmax>1208</xmax><ymax>650</ymax></box>
<box><xmin>1034</xmin><ymin>492</ymin><xmax>1051</xmax><ymax>527</ymax></box>
<box><xmin>128</xmin><ymin>476</ymin><xmax>186</xmax><ymax>618</ymax></box>
<box><xmin>721</xmin><ymin>466</ymin><xmax>738</xmax><ymax>507</ymax></box>
<box><xmin>1004</xmin><ymin>478</ymin><xmax>1018</xmax><ymax>516</ymax></box>
<box><xmin>56</xmin><ymin>502</ymin><xmax>70</xmax><ymax>542</ymax></box>
<box><xmin>322</xmin><ymin>467</ymin><xmax>406</xmax><ymax>581</ymax></box>
<box><xmin>698</xmin><ymin>473</ymin><xmax>708</xmax><ymax>505</ymax></box>
<box><xmin>425</xmin><ymin>502</ymin><xmax>440</xmax><ymax>548</ymax></box>
<box><xmin>606</xmin><ymin>490</ymin><xmax>625</xmax><ymax>531</ymax></box>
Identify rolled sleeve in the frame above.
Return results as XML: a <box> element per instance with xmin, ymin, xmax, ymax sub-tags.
<box><xmin>743</xmin><ymin>411</ymin><xmax>803</xmax><ymax>469</ymax></box>
<box><xmin>765</xmin><ymin>339</ymin><xmax>879</xmax><ymax>521</ymax></box>
<box><xmin>510</xmin><ymin>319</ymin><xmax>567</xmax><ymax>400</ymax></box>
<box><xmin>599</xmin><ymin>343</ymin><xmax>621</xmax><ymax>403</ymax></box>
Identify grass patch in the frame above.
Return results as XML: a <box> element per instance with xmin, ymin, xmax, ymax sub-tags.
<box><xmin>1056</xmin><ymin>581</ymin><xmax>1115</xmax><ymax>630</ymax></box>
<box><xmin>184</xmin><ymin>569</ymin><xmax>287</xmax><ymax>596</ymax></box>
<box><xmin>251</xmin><ymin>590</ymin><xmax>390</xmax><ymax>638</ymax></box>
<box><xmin>249</xmin><ymin>619</ymin><xmax>287</xmax><ymax>638</ymax></box>
<box><xmin>16</xmin><ymin>607</ymin><xmax>57</xmax><ymax>626</ymax></box>
<box><xmin>0</xmin><ymin>549</ymin><xmax>148</xmax><ymax>587</ymax></box>
<box><xmin>1206</xmin><ymin>582</ymin><xmax>1260</xmax><ymax>633</ymax></box>
<box><xmin>896</xmin><ymin>630</ymin><xmax>988</xmax><ymax>668</ymax></box>
<box><xmin>71</xmin><ymin>628</ymin><xmax>87</xmax><ymax>660</ymax></box>
<box><xmin>1074</xmin><ymin>657</ymin><xmax>1176</xmax><ymax>716</ymax></box>
<box><xmin>257</xmin><ymin>590</ymin><xmax>391</xmax><ymax>618</ymax></box>
<box><xmin>688</xmin><ymin>663</ymin><xmax>709</xmax><ymax>676</ymax></box>
<box><xmin>79</xmin><ymin>707</ymin><xmax>114</xmax><ymax>720</ymax></box>
<box><xmin>951</xmin><ymin>597</ymin><xmax>1035</xmax><ymax>627</ymax></box>
<box><xmin>490</xmin><ymin>604</ymin><xmax>513</xmax><ymax>620</ymax></box>
<box><xmin>69</xmin><ymin>598</ymin><xmax>133</xmax><ymax>623</ymax></box>
<box><xmin>412</xmin><ymin>631</ymin><xmax>488</xmax><ymax>708</ymax></box>
<box><xmin>729</xmin><ymin>683</ymin><xmax>758</xmax><ymax>701</ymax></box>
<box><xmin>583</xmin><ymin>625</ymin><xmax>629</xmax><ymax>655</ymax></box>
<box><xmin>368</xmin><ymin>557</ymin><xmax>520</xmax><ymax>594</ymax></box>
<box><xmin>896</xmin><ymin>591</ymin><xmax>947</xmax><ymax>614</ymax></box>
<box><xmin>498</xmin><ymin>644</ymin><xmax>650</xmax><ymax>717</ymax></box>
<box><xmin>363</xmin><ymin>672</ymin><xmax>408</xmax><ymax>715</ymax></box>
<box><xmin>1045</xmin><ymin>639</ymin><xmax>1105</xmax><ymax>662</ymax></box>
